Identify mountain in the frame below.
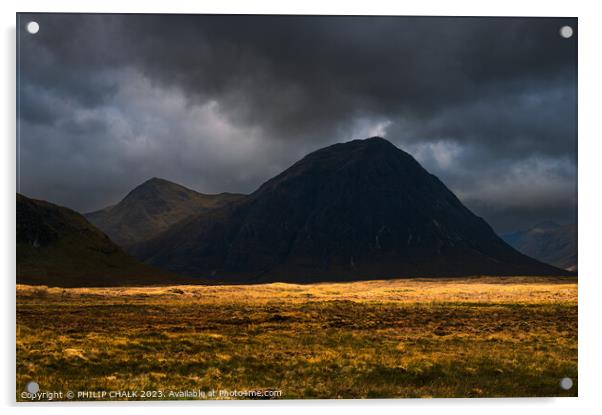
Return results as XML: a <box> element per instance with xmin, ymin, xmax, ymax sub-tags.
<box><xmin>133</xmin><ymin>137</ymin><xmax>567</xmax><ymax>282</ymax></box>
<box><xmin>85</xmin><ymin>178</ymin><xmax>244</xmax><ymax>249</ymax></box>
<box><xmin>17</xmin><ymin>193</ymin><xmax>175</xmax><ymax>287</ymax></box>
<box><xmin>502</xmin><ymin>222</ymin><xmax>577</xmax><ymax>271</ymax></box>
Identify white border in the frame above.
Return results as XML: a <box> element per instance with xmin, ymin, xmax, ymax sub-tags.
<box><xmin>3</xmin><ymin>1</ymin><xmax>601</xmax><ymax>414</ymax></box>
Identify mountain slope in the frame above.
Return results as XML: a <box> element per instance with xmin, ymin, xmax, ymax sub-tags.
<box><xmin>134</xmin><ymin>137</ymin><xmax>567</xmax><ymax>282</ymax></box>
<box><xmin>502</xmin><ymin>222</ymin><xmax>577</xmax><ymax>271</ymax></box>
<box><xmin>85</xmin><ymin>178</ymin><xmax>244</xmax><ymax>248</ymax></box>
<box><xmin>17</xmin><ymin>193</ymin><xmax>174</xmax><ymax>287</ymax></box>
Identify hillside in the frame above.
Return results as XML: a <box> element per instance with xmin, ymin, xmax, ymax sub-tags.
<box><xmin>85</xmin><ymin>178</ymin><xmax>244</xmax><ymax>248</ymax></box>
<box><xmin>502</xmin><ymin>222</ymin><xmax>577</xmax><ymax>271</ymax></box>
<box><xmin>17</xmin><ymin>193</ymin><xmax>175</xmax><ymax>287</ymax></box>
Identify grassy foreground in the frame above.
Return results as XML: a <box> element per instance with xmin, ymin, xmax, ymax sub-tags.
<box><xmin>16</xmin><ymin>277</ymin><xmax>577</xmax><ymax>400</ymax></box>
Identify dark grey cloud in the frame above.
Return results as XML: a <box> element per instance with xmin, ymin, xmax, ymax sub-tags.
<box><xmin>17</xmin><ymin>14</ymin><xmax>577</xmax><ymax>233</ymax></box>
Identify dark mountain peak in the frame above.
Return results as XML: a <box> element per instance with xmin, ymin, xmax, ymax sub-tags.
<box><xmin>352</xmin><ymin>136</ymin><xmax>396</xmax><ymax>147</ymax></box>
<box><xmin>253</xmin><ymin>136</ymin><xmax>420</xmax><ymax>198</ymax></box>
<box><xmin>142</xmin><ymin>177</ymin><xmax>172</xmax><ymax>186</ymax></box>
<box><xmin>86</xmin><ymin>178</ymin><xmax>246</xmax><ymax>248</ymax></box>
<box><xmin>127</xmin><ymin>177</ymin><xmax>185</xmax><ymax>197</ymax></box>
<box><xmin>136</xmin><ymin>138</ymin><xmax>567</xmax><ymax>282</ymax></box>
<box><xmin>340</xmin><ymin>136</ymin><xmax>392</xmax><ymax>147</ymax></box>
<box><xmin>307</xmin><ymin>136</ymin><xmax>401</xmax><ymax>159</ymax></box>
<box><xmin>320</xmin><ymin>136</ymin><xmax>414</xmax><ymax>164</ymax></box>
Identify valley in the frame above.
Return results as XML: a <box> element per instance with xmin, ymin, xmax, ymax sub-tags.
<box><xmin>16</xmin><ymin>276</ymin><xmax>577</xmax><ymax>400</ymax></box>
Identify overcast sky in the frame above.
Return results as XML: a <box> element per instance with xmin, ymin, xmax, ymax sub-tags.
<box><xmin>17</xmin><ymin>14</ymin><xmax>577</xmax><ymax>233</ymax></box>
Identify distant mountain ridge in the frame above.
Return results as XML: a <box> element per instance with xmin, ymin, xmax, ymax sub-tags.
<box><xmin>85</xmin><ymin>178</ymin><xmax>244</xmax><ymax>248</ymax></box>
<box><xmin>132</xmin><ymin>137</ymin><xmax>567</xmax><ymax>282</ymax></box>
<box><xmin>502</xmin><ymin>222</ymin><xmax>577</xmax><ymax>271</ymax></box>
<box><xmin>17</xmin><ymin>193</ymin><xmax>173</xmax><ymax>287</ymax></box>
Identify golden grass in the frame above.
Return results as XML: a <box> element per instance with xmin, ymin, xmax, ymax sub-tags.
<box><xmin>16</xmin><ymin>276</ymin><xmax>577</xmax><ymax>400</ymax></box>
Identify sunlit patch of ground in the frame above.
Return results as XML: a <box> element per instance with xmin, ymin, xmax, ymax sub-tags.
<box><xmin>16</xmin><ymin>276</ymin><xmax>577</xmax><ymax>400</ymax></box>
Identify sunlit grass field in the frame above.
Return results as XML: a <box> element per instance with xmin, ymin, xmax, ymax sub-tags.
<box><xmin>16</xmin><ymin>276</ymin><xmax>577</xmax><ymax>400</ymax></box>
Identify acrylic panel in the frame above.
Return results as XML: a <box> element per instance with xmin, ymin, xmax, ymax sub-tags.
<box><xmin>16</xmin><ymin>13</ymin><xmax>577</xmax><ymax>401</ymax></box>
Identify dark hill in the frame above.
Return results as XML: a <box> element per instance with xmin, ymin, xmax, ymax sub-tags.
<box><xmin>133</xmin><ymin>137</ymin><xmax>567</xmax><ymax>282</ymax></box>
<box><xmin>17</xmin><ymin>193</ymin><xmax>175</xmax><ymax>287</ymax></box>
<box><xmin>502</xmin><ymin>222</ymin><xmax>577</xmax><ymax>271</ymax></box>
<box><xmin>85</xmin><ymin>177</ymin><xmax>244</xmax><ymax>249</ymax></box>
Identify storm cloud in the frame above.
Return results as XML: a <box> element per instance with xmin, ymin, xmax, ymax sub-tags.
<box><xmin>17</xmin><ymin>14</ymin><xmax>577</xmax><ymax>233</ymax></box>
